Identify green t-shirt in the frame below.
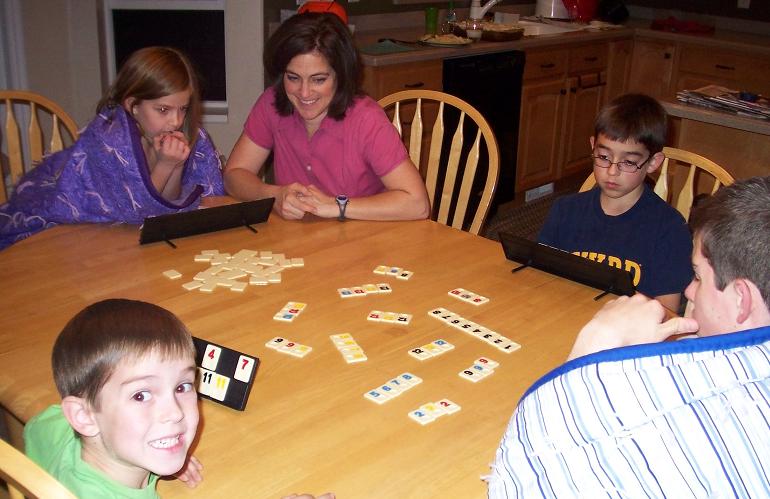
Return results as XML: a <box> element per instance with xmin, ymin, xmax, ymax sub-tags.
<box><xmin>24</xmin><ymin>405</ymin><xmax>160</xmax><ymax>499</ymax></box>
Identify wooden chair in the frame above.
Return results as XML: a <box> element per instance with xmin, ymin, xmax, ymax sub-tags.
<box><xmin>378</xmin><ymin>90</ymin><xmax>499</xmax><ymax>235</ymax></box>
<box><xmin>579</xmin><ymin>146</ymin><xmax>734</xmax><ymax>220</ymax></box>
<box><xmin>0</xmin><ymin>438</ymin><xmax>75</xmax><ymax>499</ymax></box>
<box><xmin>1</xmin><ymin>90</ymin><xmax>79</xmax><ymax>204</ymax></box>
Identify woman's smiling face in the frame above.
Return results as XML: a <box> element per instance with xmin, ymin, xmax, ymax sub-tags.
<box><xmin>283</xmin><ymin>50</ymin><xmax>337</xmax><ymax>132</ymax></box>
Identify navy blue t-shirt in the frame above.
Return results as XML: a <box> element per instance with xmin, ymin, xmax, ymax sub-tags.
<box><xmin>537</xmin><ymin>185</ymin><xmax>693</xmax><ymax>297</ymax></box>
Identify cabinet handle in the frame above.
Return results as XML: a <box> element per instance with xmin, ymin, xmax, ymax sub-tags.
<box><xmin>664</xmin><ymin>52</ymin><xmax>671</xmax><ymax>59</ymax></box>
<box><xmin>570</xmin><ymin>87</ymin><xmax>577</xmax><ymax>93</ymax></box>
<box><xmin>583</xmin><ymin>56</ymin><xmax>598</xmax><ymax>62</ymax></box>
<box><xmin>540</xmin><ymin>63</ymin><xmax>556</xmax><ymax>69</ymax></box>
<box><xmin>560</xmin><ymin>88</ymin><xmax>567</xmax><ymax>95</ymax></box>
<box><xmin>404</xmin><ymin>82</ymin><xmax>425</xmax><ymax>88</ymax></box>
<box><xmin>715</xmin><ymin>64</ymin><xmax>735</xmax><ymax>71</ymax></box>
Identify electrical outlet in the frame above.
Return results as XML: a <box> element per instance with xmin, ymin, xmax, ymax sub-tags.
<box><xmin>737</xmin><ymin>0</ymin><xmax>750</xmax><ymax>8</ymax></box>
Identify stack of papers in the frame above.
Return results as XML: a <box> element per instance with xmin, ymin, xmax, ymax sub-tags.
<box><xmin>676</xmin><ymin>85</ymin><xmax>770</xmax><ymax>121</ymax></box>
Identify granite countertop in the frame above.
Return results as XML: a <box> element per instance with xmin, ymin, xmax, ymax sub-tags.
<box><xmin>356</xmin><ymin>18</ymin><xmax>770</xmax><ymax>67</ymax></box>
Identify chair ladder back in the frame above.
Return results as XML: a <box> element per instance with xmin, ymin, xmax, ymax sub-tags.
<box><xmin>28</xmin><ymin>102</ymin><xmax>45</xmax><ymax>167</ymax></box>
<box><xmin>390</xmin><ymin>101</ymin><xmax>403</xmax><ymax>138</ymax></box>
<box><xmin>653</xmin><ymin>156</ymin><xmax>671</xmax><ymax>202</ymax></box>
<box><xmin>1</xmin><ymin>90</ymin><xmax>79</xmax><ymax>204</ymax></box>
<box><xmin>658</xmin><ymin>147</ymin><xmax>734</xmax><ymax>221</ymax></box>
<box><xmin>407</xmin><ymin>98</ymin><xmax>423</xmax><ymax>168</ymax></box>
<box><xmin>424</xmin><ymin>101</ymin><xmax>445</xmax><ymax>210</ymax></box>
<box><xmin>452</xmin><ymin>128</ymin><xmax>482</xmax><ymax>230</ymax></box>
<box><xmin>4</xmin><ymin>98</ymin><xmax>24</xmax><ymax>203</ymax></box>
<box><xmin>436</xmin><ymin>111</ymin><xmax>466</xmax><ymax>226</ymax></box>
<box><xmin>378</xmin><ymin>89</ymin><xmax>500</xmax><ymax>235</ymax></box>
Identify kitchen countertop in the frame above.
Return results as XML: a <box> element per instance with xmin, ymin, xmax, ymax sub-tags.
<box><xmin>357</xmin><ymin>25</ymin><xmax>633</xmax><ymax>67</ymax></box>
<box><xmin>661</xmin><ymin>100</ymin><xmax>770</xmax><ymax>136</ymax></box>
<box><xmin>356</xmin><ymin>19</ymin><xmax>770</xmax><ymax>67</ymax></box>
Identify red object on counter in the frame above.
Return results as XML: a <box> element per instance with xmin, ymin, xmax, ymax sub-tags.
<box><xmin>650</xmin><ymin>16</ymin><xmax>714</xmax><ymax>35</ymax></box>
<box><xmin>297</xmin><ymin>1</ymin><xmax>348</xmax><ymax>24</ymax></box>
<box><xmin>563</xmin><ymin>0</ymin><xmax>598</xmax><ymax>22</ymax></box>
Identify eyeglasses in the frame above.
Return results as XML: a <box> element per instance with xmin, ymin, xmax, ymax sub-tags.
<box><xmin>591</xmin><ymin>152</ymin><xmax>650</xmax><ymax>173</ymax></box>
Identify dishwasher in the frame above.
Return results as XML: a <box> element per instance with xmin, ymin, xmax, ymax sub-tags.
<box><xmin>443</xmin><ymin>50</ymin><xmax>525</xmax><ymax>222</ymax></box>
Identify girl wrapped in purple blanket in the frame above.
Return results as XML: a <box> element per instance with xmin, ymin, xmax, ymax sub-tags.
<box><xmin>0</xmin><ymin>46</ymin><xmax>225</xmax><ymax>250</ymax></box>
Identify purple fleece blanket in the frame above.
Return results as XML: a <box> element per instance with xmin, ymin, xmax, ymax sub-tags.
<box><xmin>0</xmin><ymin>106</ymin><xmax>225</xmax><ymax>250</ymax></box>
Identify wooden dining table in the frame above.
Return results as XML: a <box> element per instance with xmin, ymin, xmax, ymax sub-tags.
<box><xmin>0</xmin><ymin>215</ymin><xmax>610</xmax><ymax>498</ymax></box>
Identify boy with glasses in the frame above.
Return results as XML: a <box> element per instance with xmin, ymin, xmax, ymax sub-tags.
<box><xmin>538</xmin><ymin>93</ymin><xmax>692</xmax><ymax>310</ymax></box>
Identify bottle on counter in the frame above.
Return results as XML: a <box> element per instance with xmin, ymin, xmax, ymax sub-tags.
<box><xmin>441</xmin><ymin>0</ymin><xmax>457</xmax><ymax>34</ymax></box>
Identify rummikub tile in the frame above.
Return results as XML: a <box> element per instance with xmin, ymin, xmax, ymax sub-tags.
<box><xmin>200</xmin><ymin>344</ymin><xmax>222</xmax><ymax>371</ymax></box>
<box><xmin>163</xmin><ymin>269</ymin><xmax>183</xmax><ymax>280</ymax></box>
<box><xmin>396</xmin><ymin>270</ymin><xmax>414</xmax><ymax>280</ymax></box>
<box><xmin>364</xmin><ymin>372</ymin><xmax>421</xmax><ymax>404</ymax></box>
<box><xmin>408</xmin><ymin>409</ymin><xmax>435</xmax><ymax>425</ymax></box>
<box><xmin>234</xmin><ymin>354</ymin><xmax>257</xmax><ymax>383</ymax></box>
<box><xmin>373</xmin><ymin>265</ymin><xmax>389</xmax><ymax>274</ymax></box>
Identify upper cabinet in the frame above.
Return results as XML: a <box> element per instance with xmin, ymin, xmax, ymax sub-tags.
<box><xmin>626</xmin><ymin>38</ymin><xmax>676</xmax><ymax>99</ymax></box>
<box><xmin>627</xmin><ymin>37</ymin><xmax>770</xmax><ymax>101</ymax></box>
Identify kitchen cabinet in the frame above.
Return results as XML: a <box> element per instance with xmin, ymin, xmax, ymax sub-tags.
<box><xmin>627</xmin><ymin>38</ymin><xmax>676</xmax><ymax>99</ymax></box>
<box><xmin>605</xmin><ymin>39</ymin><xmax>632</xmax><ymax>102</ymax></box>
<box><xmin>517</xmin><ymin>77</ymin><xmax>569</xmax><ymax>190</ymax></box>
<box><xmin>362</xmin><ymin>59</ymin><xmax>443</xmax><ymax>99</ymax></box>
<box><xmin>362</xmin><ymin>59</ymin><xmax>443</xmax><ymax>174</ymax></box>
<box><xmin>675</xmin><ymin>44</ymin><xmax>770</xmax><ymax>97</ymax></box>
<box><xmin>517</xmin><ymin>42</ymin><xmax>610</xmax><ymax>192</ymax></box>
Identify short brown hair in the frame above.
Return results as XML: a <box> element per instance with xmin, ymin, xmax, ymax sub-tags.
<box><xmin>53</xmin><ymin>299</ymin><xmax>196</xmax><ymax>409</ymax></box>
<box><xmin>97</xmin><ymin>46</ymin><xmax>202</xmax><ymax>145</ymax></box>
<box><xmin>594</xmin><ymin>93</ymin><xmax>667</xmax><ymax>155</ymax></box>
<box><xmin>689</xmin><ymin>176</ymin><xmax>770</xmax><ymax>309</ymax></box>
<box><xmin>264</xmin><ymin>12</ymin><xmax>362</xmax><ymax>120</ymax></box>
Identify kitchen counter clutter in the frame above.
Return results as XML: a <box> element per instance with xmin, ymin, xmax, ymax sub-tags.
<box><xmin>357</xmin><ymin>14</ymin><xmax>770</xmax><ymax>195</ymax></box>
<box><xmin>356</xmin><ymin>23</ymin><xmax>633</xmax><ymax>67</ymax></box>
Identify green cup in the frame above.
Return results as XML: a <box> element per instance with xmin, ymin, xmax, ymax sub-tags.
<box><xmin>425</xmin><ymin>7</ymin><xmax>438</xmax><ymax>35</ymax></box>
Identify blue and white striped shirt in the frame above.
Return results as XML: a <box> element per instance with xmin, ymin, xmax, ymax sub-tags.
<box><xmin>488</xmin><ymin>325</ymin><xmax>770</xmax><ymax>498</ymax></box>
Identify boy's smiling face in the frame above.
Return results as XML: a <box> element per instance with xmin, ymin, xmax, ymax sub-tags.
<box><xmin>83</xmin><ymin>350</ymin><xmax>199</xmax><ymax>488</ymax></box>
<box><xmin>590</xmin><ymin>133</ymin><xmax>662</xmax><ymax>213</ymax></box>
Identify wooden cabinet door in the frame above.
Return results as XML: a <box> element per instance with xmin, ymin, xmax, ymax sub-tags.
<box><xmin>516</xmin><ymin>78</ymin><xmax>568</xmax><ymax>191</ymax></box>
<box><xmin>627</xmin><ymin>39</ymin><xmax>676</xmax><ymax>99</ymax></box>
<box><xmin>561</xmin><ymin>73</ymin><xmax>605</xmax><ymax>178</ymax></box>
<box><xmin>362</xmin><ymin>60</ymin><xmax>442</xmax><ymax>100</ymax></box>
<box><xmin>605</xmin><ymin>39</ymin><xmax>632</xmax><ymax>102</ymax></box>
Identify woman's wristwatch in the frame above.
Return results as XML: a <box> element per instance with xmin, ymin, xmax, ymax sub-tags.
<box><xmin>335</xmin><ymin>195</ymin><xmax>349</xmax><ymax>221</ymax></box>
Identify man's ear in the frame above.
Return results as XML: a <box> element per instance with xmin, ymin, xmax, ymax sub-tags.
<box><xmin>61</xmin><ymin>396</ymin><xmax>100</xmax><ymax>437</ymax></box>
<box><xmin>645</xmin><ymin>151</ymin><xmax>665</xmax><ymax>174</ymax></box>
<box><xmin>733</xmin><ymin>278</ymin><xmax>754</xmax><ymax>325</ymax></box>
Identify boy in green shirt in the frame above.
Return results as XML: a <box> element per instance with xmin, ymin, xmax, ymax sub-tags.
<box><xmin>24</xmin><ymin>299</ymin><xmax>202</xmax><ymax>497</ymax></box>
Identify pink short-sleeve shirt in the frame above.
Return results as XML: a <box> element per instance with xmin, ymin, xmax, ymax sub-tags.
<box><xmin>243</xmin><ymin>87</ymin><xmax>409</xmax><ymax>197</ymax></box>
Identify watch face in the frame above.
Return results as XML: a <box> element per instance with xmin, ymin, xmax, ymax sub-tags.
<box><xmin>336</xmin><ymin>195</ymin><xmax>348</xmax><ymax>204</ymax></box>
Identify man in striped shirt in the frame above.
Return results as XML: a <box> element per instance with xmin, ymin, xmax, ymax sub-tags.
<box><xmin>489</xmin><ymin>176</ymin><xmax>770</xmax><ymax>498</ymax></box>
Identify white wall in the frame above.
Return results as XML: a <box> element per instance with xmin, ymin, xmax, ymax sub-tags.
<box><xmin>12</xmin><ymin>0</ymin><xmax>264</xmax><ymax>157</ymax></box>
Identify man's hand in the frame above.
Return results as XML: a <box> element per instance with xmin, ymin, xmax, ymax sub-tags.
<box><xmin>567</xmin><ymin>294</ymin><xmax>699</xmax><ymax>361</ymax></box>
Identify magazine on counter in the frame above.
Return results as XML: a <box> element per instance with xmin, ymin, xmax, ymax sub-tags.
<box><xmin>676</xmin><ymin>85</ymin><xmax>770</xmax><ymax>121</ymax></box>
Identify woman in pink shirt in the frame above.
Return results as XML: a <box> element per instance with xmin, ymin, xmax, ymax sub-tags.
<box><xmin>224</xmin><ymin>12</ymin><xmax>430</xmax><ymax>221</ymax></box>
